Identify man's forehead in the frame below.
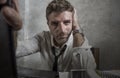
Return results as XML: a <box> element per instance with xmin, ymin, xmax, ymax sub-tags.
<box><xmin>48</xmin><ymin>11</ymin><xmax>73</xmax><ymax>21</ymax></box>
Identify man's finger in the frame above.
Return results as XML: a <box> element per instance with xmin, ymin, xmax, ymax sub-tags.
<box><xmin>72</xmin><ymin>8</ymin><xmax>79</xmax><ymax>30</ymax></box>
<box><xmin>73</xmin><ymin>8</ymin><xmax>77</xmax><ymax>22</ymax></box>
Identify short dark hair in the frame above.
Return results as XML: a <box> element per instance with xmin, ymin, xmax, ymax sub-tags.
<box><xmin>46</xmin><ymin>0</ymin><xmax>74</xmax><ymax>20</ymax></box>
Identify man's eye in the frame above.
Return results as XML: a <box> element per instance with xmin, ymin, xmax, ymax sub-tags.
<box><xmin>51</xmin><ymin>22</ymin><xmax>58</xmax><ymax>26</ymax></box>
<box><xmin>64</xmin><ymin>20</ymin><xmax>71</xmax><ymax>25</ymax></box>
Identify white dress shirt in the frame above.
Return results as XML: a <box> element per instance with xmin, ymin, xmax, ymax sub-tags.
<box><xmin>16</xmin><ymin>31</ymin><xmax>96</xmax><ymax>71</ymax></box>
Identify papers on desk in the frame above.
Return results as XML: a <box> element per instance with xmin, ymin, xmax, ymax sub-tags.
<box><xmin>59</xmin><ymin>69</ymin><xmax>101</xmax><ymax>78</ymax></box>
<box><xmin>98</xmin><ymin>70</ymin><xmax>120</xmax><ymax>78</ymax></box>
<box><xmin>59</xmin><ymin>72</ymin><xmax>69</xmax><ymax>78</ymax></box>
<box><xmin>18</xmin><ymin>67</ymin><xmax>103</xmax><ymax>78</ymax></box>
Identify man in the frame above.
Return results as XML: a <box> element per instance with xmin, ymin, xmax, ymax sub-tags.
<box><xmin>4</xmin><ymin>0</ymin><xmax>96</xmax><ymax>72</ymax></box>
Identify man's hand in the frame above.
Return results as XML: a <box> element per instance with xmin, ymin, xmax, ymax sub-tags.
<box><xmin>72</xmin><ymin>8</ymin><xmax>80</xmax><ymax>30</ymax></box>
<box><xmin>72</xmin><ymin>8</ymin><xmax>84</xmax><ymax>47</ymax></box>
<box><xmin>0</xmin><ymin>0</ymin><xmax>22</xmax><ymax>30</ymax></box>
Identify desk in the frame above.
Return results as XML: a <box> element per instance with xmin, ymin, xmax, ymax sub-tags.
<box><xmin>17</xmin><ymin>67</ymin><xmax>101</xmax><ymax>78</ymax></box>
<box><xmin>17</xmin><ymin>67</ymin><xmax>56</xmax><ymax>78</ymax></box>
<box><xmin>104</xmin><ymin>70</ymin><xmax>120</xmax><ymax>76</ymax></box>
<box><xmin>99</xmin><ymin>70</ymin><xmax>120</xmax><ymax>78</ymax></box>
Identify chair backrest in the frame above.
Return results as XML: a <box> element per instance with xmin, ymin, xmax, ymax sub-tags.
<box><xmin>91</xmin><ymin>47</ymin><xmax>100</xmax><ymax>69</ymax></box>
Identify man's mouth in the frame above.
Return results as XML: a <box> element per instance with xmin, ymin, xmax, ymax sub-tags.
<box><xmin>59</xmin><ymin>37</ymin><xmax>67</xmax><ymax>39</ymax></box>
<box><xmin>57</xmin><ymin>36</ymin><xmax>68</xmax><ymax>40</ymax></box>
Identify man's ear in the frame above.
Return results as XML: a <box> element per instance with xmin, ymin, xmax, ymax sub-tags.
<box><xmin>47</xmin><ymin>18</ymin><xmax>51</xmax><ymax>27</ymax></box>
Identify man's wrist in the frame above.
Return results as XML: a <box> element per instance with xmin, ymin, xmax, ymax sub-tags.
<box><xmin>73</xmin><ymin>29</ymin><xmax>85</xmax><ymax>47</ymax></box>
<box><xmin>73</xmin><ymin>29</ymin><xmax>83</xmax><ymax>36</ymax></box>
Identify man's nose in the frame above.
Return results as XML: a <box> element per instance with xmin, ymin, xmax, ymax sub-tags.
<box><xmin>58</xmin><ymin>23</ymin><xmax>65</xmax><ymax>33</ymax></box>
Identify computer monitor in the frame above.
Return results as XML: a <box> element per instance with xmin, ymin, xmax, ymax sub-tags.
<box><xmin>0</xmin><ymin>13</ymin><xmax>17</xmax><ymax>78</ymax></box>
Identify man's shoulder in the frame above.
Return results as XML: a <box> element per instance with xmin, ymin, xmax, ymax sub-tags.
<box><xmin>35</xmin><ymin>31</ymin><xmax>51</xmax><ymax>39</ymax></box>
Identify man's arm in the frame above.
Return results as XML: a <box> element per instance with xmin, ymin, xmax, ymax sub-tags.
<box><xmin>16</xmin><ymin>34</ymin><xmax>41</xmax><ymax>58</ymax></box>
<box><xmin>71</xmin><ymin>48</ymin><xmax>96</xmax><ymax>69</ymax></box>
<box><xmin>71</xmin><ymin>8</ymin><xmax>96</xmax><ymax>69</ymax></box>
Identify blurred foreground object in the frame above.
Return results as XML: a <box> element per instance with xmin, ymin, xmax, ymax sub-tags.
<box><xmin>0</xmin><ymin>0</ymin><xmax>6</xmax><ymax>5</ymax></box>
<box><xmin>0</xmin><ymin>0</ymin><xmax>22</xmax><ymax>30</ymax></box>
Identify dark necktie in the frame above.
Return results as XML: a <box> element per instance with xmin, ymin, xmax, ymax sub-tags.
<box><xmin>52</xmin><ymin>45</ymin><xmax>67</xmax><ymax>72</ymax></box>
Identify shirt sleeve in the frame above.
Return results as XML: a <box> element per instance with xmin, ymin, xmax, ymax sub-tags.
<box><xmin>80</xmin><ymin>36</ymin><xmax>92</xmax><ymax>48</ymax></box>
<box><xmin>71</xmin><ymin>47</ymin><xmax>96</xmax><ymax>69</ymax></box>
<box><xmin>16</xmin><ymin>33</ymin><xmax>42</xmax><ymax>58</ymax></box>
<box><xmin>71</xmin><ymin>36</ymin><xmax>96</xmax><ymax>69</ymax></box>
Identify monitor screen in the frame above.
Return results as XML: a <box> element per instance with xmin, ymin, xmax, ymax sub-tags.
<box><xmin>0</xmin><ymin>13</ymin><xmax>17</xmax><ymax>78</ymax></box>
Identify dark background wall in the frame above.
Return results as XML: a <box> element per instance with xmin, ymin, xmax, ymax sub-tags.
<box><xmin>70</xmin><ymin>0</ymin><xmax>120</xmax><ymax>70</ymax></box>
<box><xmin>17</xmin><ymin>0</ymin><xmax>120</xmax><ymax>70</ymax></box>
